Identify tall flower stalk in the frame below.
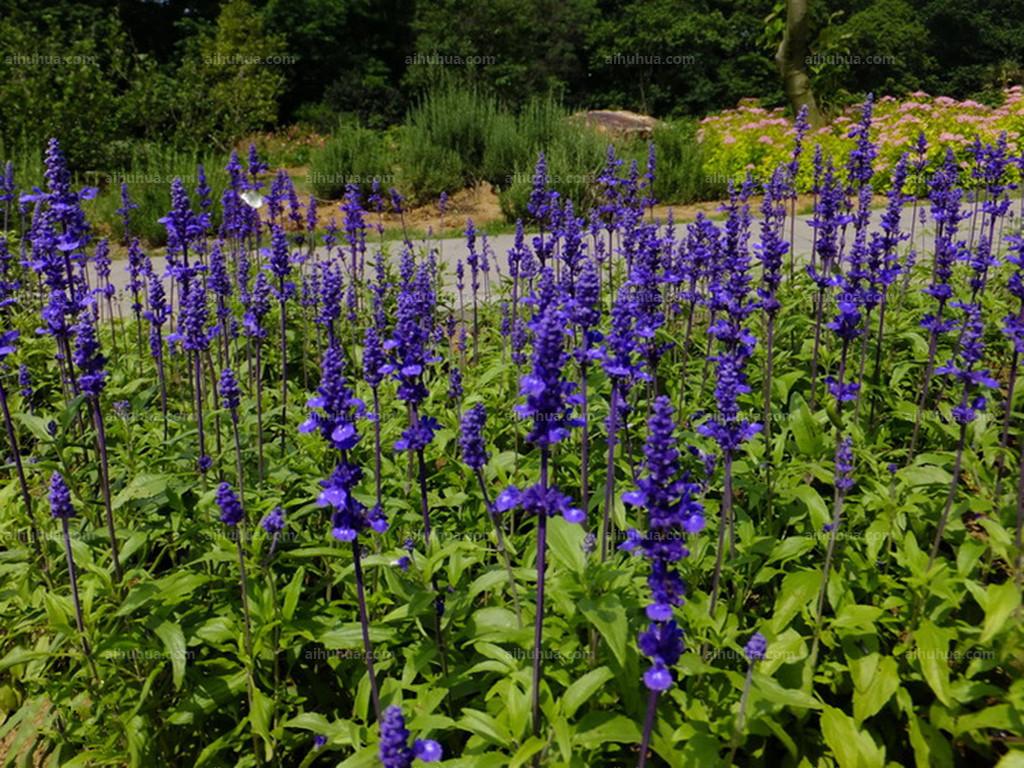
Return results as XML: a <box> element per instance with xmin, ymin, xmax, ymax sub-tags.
<box><xmin>927</xmin><ymin>303</ymin><xmax>997</xmax><ymax>568</ymax></box>
<box><xmin>49</xmin><ymin>472</ymin><xmax>98</xmax><ymax>681</ymax></box>
<box><xmin>144</xmin><ymin>265</ymin><xmax>170</xmax><ymax>439</ymax></box>
<box><xmin>244</xmin><ymin>272</ymin><xmax>272</xmax><ymax>481</ymax></box>
<box><xmin>268</xmin><ymin>225</ymin><xmax>292</xmax><ymax>454</ymax></box>
<box><xmin>600</xmin><ymin>286</ymin><xmax>647</xmax><ymax>560</ymax></box>
<box><xmin>619</xmin><ymin>396</ymin><xmax>704</xmax><ymax>767</ymax></box>
<box><xmin>726</xmin><ymin>633</ymin><xmax>767</xmax><ymax>765</ymax></box>
<box><xmin>304</xmin><ymin>340</ymin><xmax>389</xmax><ymax>720</ymax></box>
<box><xmin>495</xmin><ymin>268</ymin><xmax>584</xmax><ymax>748</ymax></box>
<box><xmin>460</xmin><ymin>403</ymin><xmax>522</xmax><ymax>625</ymax></box>
<box><xmin>73</xmin><ymin>310</ymin><xmax>123</xmax><ymax>582</ymax></box>
<box><xmin>215</xmin><ymin>481</ymin><xmax>263</xmax><ymax>764</ymax></box>
<box><xmin>0</xmin><ymin>332</ymin><xmax>46</xmax><ymax>569</ymax></box>
<box><xmin>701</xmin><ymin>184</ymin><xmax>760</xmax><ymax>614</ymax></box>
<box><xmin>756</xmin><ymin>168</ymin><xmax>789</xmax><ymax>475</ymax></box>
<box><xmin>909</xmin><ymin>149</ymin><xmax>965</xmax><ymax>460</ymax></box>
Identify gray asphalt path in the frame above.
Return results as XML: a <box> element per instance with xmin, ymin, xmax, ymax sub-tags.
<box><xmin>97</xmin><ymin>203</ymin><xmax>943</xmax><ymax>301</ymax></box>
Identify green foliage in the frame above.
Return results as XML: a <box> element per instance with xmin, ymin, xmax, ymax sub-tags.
<box><xmin>399</xmin><ymin>83</ymin><xmax>500</xmax><ymax>197</ymax></box>
<box><xmin>171</xmin><ymin>0</ymin><xmax>288</xmax><ymax>148</ymax></box>
<box><xmin>0</xmin><ymin>6</ymin><xmax>127</xmax><ymax>170</ymax></box>
<box><xmin>496</xmin><ymin>121</ymin><xmax>608</xmax><ymax>220</ymax></box>
<box><xmin>83</xmin><ymin>145</ymin><xmax>229</xmax><ymax>246</ymax></box>
<box><xmin>626</xmin><ymin>119</ymin><xmax>728</xmax><ymax>204</ymax></box>
<box><xmin>308</xmin><ymin>124</ymin><xmax>392</xmax><ymax>199</ymax></box>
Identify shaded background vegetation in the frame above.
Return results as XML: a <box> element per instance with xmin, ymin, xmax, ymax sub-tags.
<box><xmin>2</xmin><ymin>0</ymin><xmax>1024</xmax><ymax>172</ymax></box>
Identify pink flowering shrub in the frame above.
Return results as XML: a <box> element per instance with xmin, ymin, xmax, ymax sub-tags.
<box><xmin>699</xmin><ymin>88</ymin><xmax>1024</xmax><ymax>192</ymax></box>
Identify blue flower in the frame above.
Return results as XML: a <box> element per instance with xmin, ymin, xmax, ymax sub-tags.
<box><xmin>216</xmin><ymin>482</ymin><xmax>244</xmax><ymax>526</ymax></box>
<box><xmin>460</xmin><ymin>403</ymin><xmax>489</xmax><ymax>471</ymax></box>
<box><xmin>379</xmin><ymin>705</ymin><xmax>442</xmax><ymax>768</ymax></box>
<box><xmin>49</xmin><ymin>472</ymin><xmax>75</xmax><ymax>519</ymax></box>
<box><xmin>744</xmin><ymin>632</ymin><xmax>767</xmax><ymax>662</ymax></box>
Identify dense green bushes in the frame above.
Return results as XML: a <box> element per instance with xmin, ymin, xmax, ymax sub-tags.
<box><xmin>308</xmin><ymin>125</ymin><xmax>392</xmax><ymax>200</ymax></box>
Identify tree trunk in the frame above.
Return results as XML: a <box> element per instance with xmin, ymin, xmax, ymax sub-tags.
<box><xmin>775</xmin><ymin>0</ymin><xmax>825</xmax><ymax>126</ymax></box>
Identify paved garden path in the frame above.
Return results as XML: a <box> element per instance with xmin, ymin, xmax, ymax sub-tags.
<box><xmin>99</xmin><ymin>204</ymin><xmax>943</xmax><ymax>300</ymax></box>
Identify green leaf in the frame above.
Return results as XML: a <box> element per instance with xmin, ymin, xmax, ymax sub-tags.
<box><xmin>767</xmin><ymin>535</ymin><xmax>815</xmax><ymax>564</ymax></box>
<box><xmin>282</xmin><ymin>566</ymin><xmax>305</xmax><ymax>622</ymax></box>
<box><xmin>153</xmin><ymin>621</ymin><xmax>187</xmax><ymax>690</ymax></box>
<box><xmin>573</xmin><ymin>712</ymin><xmax>641</xmax><ymax>749</ymax></box>
<box><xmin>112</xmin><ymin>474</ymin><xmax>170</xmax><ymax>509</ymax></box>
<box><xmin>250</xmin><ymin>686</ymin><xmax>274</xmax><ymax>742</ymax></box>
<box><xmin>466</xmin><ymin>607</ymin><xmax>522</xmax><ymax>642</ymax></box>
<box><xmin>770</xmin><ymin>569</ymin><xmax>821</xmax><ymax>635</ymax></box>
<box><xmin>509</xmin><ymin>737</ymin><xmax>546</xmax><ymax>767</ymax></box>
<box><xmin>791</xmin><ymin>487</ymin><xmax>828</xmax><ymax>530</ymax></box>
<box><xmin>853</xmin><ymin>656</ymin><xmax>899</xmax><ymax>722</ymax></box>
<box><xmin>979</xmin><ymin>580</ymin><xmax>1021</xmax><ymax>644</ymax></box>
<box><xmin>913</xmin><ymin>620</ymin><xmax>953</xmax><ymax>707</ymax></box>
<box><xmin>789</xmin><ymin>399</ymin><xmax>821</xmax><ymax>456</ymax></box>
<box><xmin>752</xmin><ymin>671</ymin><xmax>822</xmax><ymax>710</ymax></box>
<box><xmin>547</xmin><ymin>516</ymin><xmax>585</xmax><ymax>576</ymax></box>
<box><xmin>457</xmin><ymin>708</ymin><xmax>510</xmax><ymax>746</ymax></box>
<box><xmin>900</xmin><ymin>464</ymin><xmax>952</xmax><ymax>487</ymax></box>
<box><xmin>579</xmin><ymin>594</ymin><xmax>629</xmax><ymax>667</ymax></box>
<box><xmin>561</xmin><ymin>666</ymin><xmax>613</xmax><ymax>719</ymax></box>
<box><xmin>820</xmin><ymin>705</ymin><xmax>885</xmax><ymax>768</ymax></box>
<box><xmin>833</xmin><ymin>604</ymin><xmax>884</xmax><ymax>632</ymax></box>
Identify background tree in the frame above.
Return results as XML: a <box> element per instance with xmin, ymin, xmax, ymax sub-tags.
<box><xmin>775</xmin><ymin>0</ymin><xmax>825</xmax><ymax>125</ymax></box>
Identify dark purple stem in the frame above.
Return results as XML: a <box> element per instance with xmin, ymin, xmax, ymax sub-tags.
<box><xmin>637</xmin><ymin>689</ymin><xmax>659</xmax><ymax>768</ymax></box>
<box><xmin>351</xmin><ymin>539</ymin><xmax>382</xmax><ymax>720</ymax></box>
<box><xmin>532</xmin><ymin>447</ymin><xmax>550</xmax><ymax>748</ymax></box>
<box><xmin>0</xmin><ymin>380</ymin><xmax>45</xmax><ymax>567</ymax></box>
<box><xmin>91</xmin><ymin>399</ymin><xmax>123</xmax><ymax>583</ymax></box>
<box><xmin>600</xmin><ymin>384</ymin><xmax>620</xmax><ymax>561</ymax></box>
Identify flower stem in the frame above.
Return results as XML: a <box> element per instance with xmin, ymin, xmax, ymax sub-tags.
<box><xmin>351</xmin><ymin>539</ymin><xmax>382</xmax><ymax>720</ymax></box>
<box><xmin>637</xmin><ymin>688</ymin><xmax>659</xmax><ymax>768</ymax></box>
<box><xmin>475</xmin><ymin>468</ymin><xmax>523</xmax><ymax>627</ymax></box>
<box><xmin>532</xmin><ymin>447</ymin><xmax>550</xmax><ymax>754</ymax></box>
<box><xmin>91</xmin><ymin>399</ymin><xmax>123</xmax><ymax>583</ymax></box>
<box><xmin>709</xmin><ymin>449</ymin><xmax>734</xmax><ymax>615</ymax></box>
<box><xmin>600</xmin><ymin>385</ymin><xmax>619</xmax><ymax>561</ymax></box>
<box><xmin>928</xmin><ymin>420</ymin><xmax>968</xmax><ymax>569</ymax></box>
<box><xmin>0</xmin><ymin>380</ymin><xmax>46</xmax><ymax>571</ymax></box>
<box><xmin>61</xmin><ymin>516</ymin><xmax>99</xmax><ymax>682</ymax></box>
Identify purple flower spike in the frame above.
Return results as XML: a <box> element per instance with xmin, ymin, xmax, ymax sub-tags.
<box><xmin>216</xmin><ymin>482</ymin><xmax>244</xmax><ymax>526</ymax></box>
<box><xmin>49</xmin><ymin>472</ymin><xmax>75</xmax><ymax>519</ymax></box>
<box><xmin>379</xmin><ymin>705</ymin><xmax>442</xmax><ymax>768</ymax></box>
<box><xmin>261</xmin><ymin>506</ymin><xmax>285</xmax><ymax>534</ymax></box>
<box><xmin>459</xmin><ymin>403</ymin><xmax>489</xmax><ymax>471</ymax></box>
<box><xmin>744</xmin><ymin>632</ymin><xmax>767</xmax><ymax>662</ymax></box>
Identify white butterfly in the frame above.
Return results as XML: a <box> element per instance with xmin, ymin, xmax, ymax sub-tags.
<box><xmin>240</xmin><ymin>190</ymin><xmax>265</xmax><ymax>209</ymax></box>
